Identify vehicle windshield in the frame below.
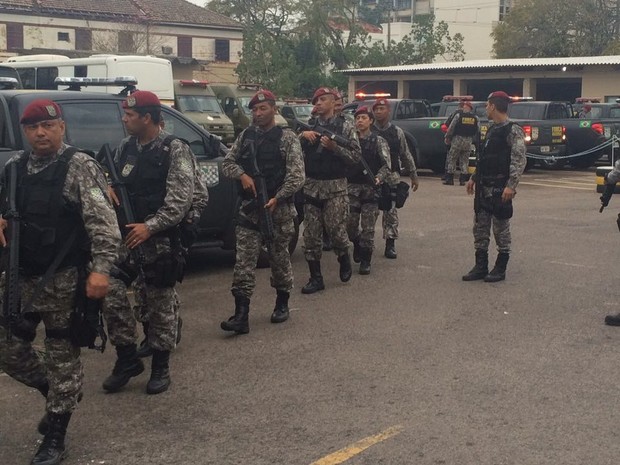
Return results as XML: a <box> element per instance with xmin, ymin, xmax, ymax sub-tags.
<box><xmin>293</xmin><ymin>105</ymin><xmax>314</xmax><ymax>117</ymax></box>
<box><xmin>508</xmin><ymin>104</ymin><xmax>543</xmax><ymax>120</ymax></box>
<box><xmin>239</xmin><ymin>97</ymin><xmax>253</xmax><ymax>115</ymax></box>
<box><xmin>176</xmin><ymin>95</ymin><xmax>223</xmax><ymax>114</ymax></box>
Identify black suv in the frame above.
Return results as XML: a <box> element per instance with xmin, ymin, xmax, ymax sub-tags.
<box><xmin>0</xmin><ymin>90</ymin><xmax>238</xmax><ymax>251</ymax></box>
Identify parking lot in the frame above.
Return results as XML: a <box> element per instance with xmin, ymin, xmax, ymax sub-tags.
<box><xmin>3</xmin><ymin>166</ymin><xmax>620</xmax><ymax>465</ymax></box>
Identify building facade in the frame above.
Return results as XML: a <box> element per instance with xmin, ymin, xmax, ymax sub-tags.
<box><xmin>343</xmin><ymin>56</ymin><xmax>620</xmax><ymax>104</ymax></box>
<box><xmin>0</xmin><ymin>0</ymin><xmax>243</xmax><ymax>80</ymax></box>
<box><xmin>361</xmin><ymin>0</ymin><xmax>515</xmax><ymax>60</ymax></box>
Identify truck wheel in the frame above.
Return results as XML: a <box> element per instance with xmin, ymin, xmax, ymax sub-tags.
<box><xmin>256</xmin><ymin>216</ymin><xmax>300</xmax><ymax>269</ymax></box>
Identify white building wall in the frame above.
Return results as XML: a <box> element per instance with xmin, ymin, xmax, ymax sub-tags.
<box><xmin>24</xmin><ymin>25</ymin><xmax>75</xmax><ymax>51</ymax></box>
<box><xmin>433</xmin><ymin>0</ymin><xmax>500</xmax><ymax>60</ymax></box>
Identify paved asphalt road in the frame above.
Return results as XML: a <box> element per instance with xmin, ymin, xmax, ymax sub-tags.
<box><xmin>3</xmin><ymin>167</ymin><xmax>620</xmax><ymax>465</ymax></box>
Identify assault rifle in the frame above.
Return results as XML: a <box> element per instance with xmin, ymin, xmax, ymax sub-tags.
<box><xmin>297</xmin><ymin>121</ymin><xmax>356</xmax><ymax>154</ymax></box>
<box><xmin>3</xmin><ymin>162</ymin><xmax>20</xmax><ymax>341</ymax></box>
<box><xmin>96</xmin><ymin>144</ymin><xmax>147</xmax><ymax>278</ymax></box>
<box><xmin>600</xmin><ymin>182</ymin><xmax>616</xmax><ymax>213</ymax></box>
<box><xmin>240</xmin><ymin>135</ymin><xmax>275</xmax><ymax>254</ymax></box>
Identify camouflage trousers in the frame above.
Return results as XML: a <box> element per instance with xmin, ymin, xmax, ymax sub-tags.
<box><xmin>232</xmin><ymin>218</ymin><xmax>296</xmax><ymax>299</ymax></box>
<box><xmin>446</xmin><ymin>136</ymin><xmax>472</xmax><ymax>175</ymax></box>
<box><xmin>382</xmin><ymin>206</ymin><xmax>399</xmax><ymax>240</ymax></box>
<box><xmin>0</xmin><ymin>270</ymin><xmax>83</xmax><ymax>414</ymax></box>
<box><xmin>347</xmin><ymin>183</ymin><xmax>380</xmax><ymax>251</ymax></box>
<box><xmin>303</xmin><ymin>194</ymin><xmax>350</xmax><ymax>261</ymax></box>
<box><xmin>104</xmin><ymin>275</ymin><xmax>179</xmax><ymax>351</ymax></box>
<box><xmin>473</xmin><ymin>207</ymin><xmax>511</xmax><ymax>253</ymax></box>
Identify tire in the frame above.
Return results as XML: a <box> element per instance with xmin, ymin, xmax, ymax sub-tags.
<box><xmin>256</xmin><ymin>216</ymin><xmax>300</xmax><ymax>269</ymax></box>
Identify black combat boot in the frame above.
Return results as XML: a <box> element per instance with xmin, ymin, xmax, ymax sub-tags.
<box><xmin>462</xmin><ymin>249</ymin><xmax>489</xmax><ymax>281</ymax></box>
<box><xmin>146</xmin><ymin>350</ymin><xmax>171</xmax><ymax>395</ymax></box>
<box><xmin>301</xmin><ymin>261</ymin><xmax>325</xmax><ymax>294</ymax></box>
<box><xmin>352</xmin><ymin>237</ymin><xmax>362</xmax><ymax>263</ymax></box>
<box><xmin>338</xmin><ymin>253</ymin><xmax>353</xmax><ymax>282</ymax></box>
<box><xmin>459</xmin><ymin>173</ymin><xmax>470</xmax><ymax>186</ymax></box>
<box><xmin>443</xmin><ymin>174</ymin><xmax>454</xmax><ymax>185</ymax></box>
<box><xmin>221</xmin><ymin>294</ymin><xmax>250</xmax><ymax>334</ymax></box>
<box><xmin>138</xmin><ymin>317</ymin><xmax>183</xmax><ymax>357</ymax></box>
<box><xmin>271</xmin><ymin>290</ymin><xmax>290</xmax><ymax>323</ymax></box>
<box><xmin>31</xmin><ymin>412</ymin><xmax>71</xmax><ymax>465</ymax></box>
<box><xmin>484</xmin><ymin>252</ymin><xmax>510</xmax><ymax>282</ymax></box>
<box><xmin>136</xmin><ymin>321</ymin><xmax>151</xmax><ymax>358</ymax></box>
<box><xmin>102</xmin><ymin>344</ymin><xmax>145</xmax><ymax>392</ymax></box>
<box><xmin>384</xmin><ymin>239</ymin><xmax>397</xmax><ymax>259</ymax></box>
<box><xmin>359</xmin><ymin>248</ymin><xmax>372</xmax><ymax>275</ymax></box>
<box><xmin>605</xmin><ymin>313</ymin><xmax>620</xmax><ymax>326</ymax></box>
<box><xmin>38</xmin><ymin>390</ymin><xmax>82</xmax><ymax>436</ymax></box>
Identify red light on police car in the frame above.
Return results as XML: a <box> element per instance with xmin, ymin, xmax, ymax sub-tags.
<box><xmin>180</xmin><ymin>80</ymin><xmax>209</xmax><ymax>88</ymax></box>
<box><xmin>523</xmin><ymin>125</ymin><xmax>532</xmax><ymax>142</ymax></box>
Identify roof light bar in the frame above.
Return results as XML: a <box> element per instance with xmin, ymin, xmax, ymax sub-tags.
<box><xmin>179</xmin><ymin>79</ymin><xmax>209</xmax><ymax>88</ymax></box>
<box><xmin>510</xmin><ymin>96</ymin><xmax>534</xmax><ymax>101</ymax></box>
<box><xmin>442</xmin><ymin>95</ymin><xmax>473</xmax><ymax>102</ymax></box>
<box><xmin>575</xmin><ymin>97</ymin><xmax>601</xmax><ymax>103</ymax></box>
<box><xmin>354</xmin><ymin>91</ymin><xmax>391</xmax><ymax>100</ymax></box>
<box><xmin>54</xmin><ymin>76</ymin><xmax>138</xmax><ymax>86</ymax></box>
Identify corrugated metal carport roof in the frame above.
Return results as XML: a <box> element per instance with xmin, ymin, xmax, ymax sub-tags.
<box><xmin>341</xmin><ymin>56</ymin><xmax>620</xmax><ymax>74</ymax></box>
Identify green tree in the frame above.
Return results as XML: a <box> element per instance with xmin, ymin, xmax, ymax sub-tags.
<box><xmin>357</xmin><ymin>14</ymin><xmax>465</xmax><ymax>67</ymax></box>
<box><xmin>492</xmin><ymin>0</ymin><xmax>619</xmax><ymax>58</ymax></box>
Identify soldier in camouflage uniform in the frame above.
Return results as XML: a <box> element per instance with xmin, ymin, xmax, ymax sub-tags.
<box><xmin>372</xmin><ymin>98</ymin><xmax>419</xmax><ymax>259</ymax></box>
<box><xmin>0</xmin><ymin>99</ymin><xmax>120</xmax><ymax>465</ymax></box>
<box><xmin>102</xmin><ymin>91</ymin><xmax>204</xmax><ymax>395</ymax></box>
<box><xmin>444</xmin><ymin>100</ymin><xmax>478</xmax><ymax>186</ymax></box>
<box><xmin>463</xmin><ymin>91</ymin><xmax>526</xmax><ymax>283</ymax></box>
<box><xmin>299</xmin><ymin>87</ymin><xmax>361</xmax><ymax>294</ymax></box>
<box><xmin>347</xmin><ymin>106</ymin><xmax>391</xmax><ymax>275</ymax></box>
<box><xmin>220</xmin><ymin>90</ymin><xmax>304</xmax><ymax>334</ymax></box>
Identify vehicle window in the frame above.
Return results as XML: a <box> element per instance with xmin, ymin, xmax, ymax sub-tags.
<box><xmin>281</xmin><ymin>107</ymin><xmax>293</xmax><ymax>118</ymax></box>
<box><xmin>17</xmin><ymin>68</ymin><xmax>36</xmax><ymax>89</ymax></box>
<box><xmin>547</xmin><ymin>104</ymin><xmax>568</xmax><ymax>119</ymax></box>
<box><xmin>508</xmin><ymin>104</ymin><xmax>541</xmax><ymax>119</ymax></box>
<box><xmin>294</xmin><ymin>105</ymin><xmax>313</xmax><ymax>117</ymax></box>
<box><xmin>36</xmin><ymin>67</ymin><xmax>59</xmax><ymax>90</ymax></box>
<box><xmin>60</xmin><ymin>102</ymin><xmax>125</xmax><ymax>152</ymax></box>
<box><xmin>474</xmin><ymin>106</ymin><xmax>486</xmax><ymax>117</ymax></box>
<box><xmin>0</xmin><ymin>101</ymin><xmax>12</xmax><ymax>150</ymax></box>
<box><xmin>176</xmin><ymin>95</ymin><xmax>222</xmax><ymax>113</ymax></box>
<box><xmin>238</xmin><ymin>97</ymin><xmax>252</xmax><ymax>115</ymax></box>
<box><xmin>223</xmin><ymin>97</ymin><xmax>237</xmax><ymax>114</ymax></box>
<box><xmin>610</xmin><ymin>108</ymin><xmax>620</xmax><ymax>118</ymax></box>
<box><xmin>162</xmin><ymin>108</ymin><xmax>210</xmax><ymax>158</ymax></box>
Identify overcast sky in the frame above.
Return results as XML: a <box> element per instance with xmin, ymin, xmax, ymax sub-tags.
<box><xmin>186</xmin><ymin>0</ymin><xmax>206</xmax><ymax>6</ymax></box>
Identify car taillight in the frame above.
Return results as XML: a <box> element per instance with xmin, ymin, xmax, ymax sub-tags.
<box><xmin>441</xmin><ymin>123</ymin><xmax>448</xmax><ymax>133</ymax></box>
<box><xmin>523</xmin><ymin>125</ymin><xmax>532</xmax><ymax>142</ymax></box>
<box><xmin>592</xmin><ymin>123</ymin><xmax>604</xmax><ymax>135</ymax></box>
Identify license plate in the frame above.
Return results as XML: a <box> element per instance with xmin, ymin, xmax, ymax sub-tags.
<box><xmin>540</xmin><ymin>146</ymin><xmax>550</xmax><ymax>153</ymax></box>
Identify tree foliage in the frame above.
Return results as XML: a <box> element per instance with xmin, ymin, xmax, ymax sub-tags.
<box><xmin>206</xmin><ymin>1</ymin><xmax>465</xmax><ymax>98</ymax></box>
<box><xmin>492</xmin><ymin>0</ymin><xmax>620</xmax><ymax>58</ymax></box>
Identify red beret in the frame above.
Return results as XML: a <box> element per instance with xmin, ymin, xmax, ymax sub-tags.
<box><xmin>372</xmin><ymin>98</ymin><xmax>390</xmax><ymax>109</ymax></box>
<box><xmin>487</xmin><ymin>91</ymin><xmax>511</xmax><ymax>101</ymax></box>
<box><xmin>20</xmin><ymin>99</ymin><xmax>62</xmax><ymax>125</ymax></box>
<box><xmin>248</xmin><ymin>90</ymin><xmax>276</xmax><ymax>109</ymax></box>
<box><xmin>354</xmin><ymin>106</ymin><xmax>373</xmax><ymax>118</ymax></box>
<box><xmin>123</xmin><ymin>90</ymin><xmax>160</xmax><ymax>109</ymax></box>
<box><xmin>312</xmin><ymin>87</ymin><xmax>337</xmax><ymax>105</ymax></box>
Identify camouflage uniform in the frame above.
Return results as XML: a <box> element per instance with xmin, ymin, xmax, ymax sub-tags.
<box><xmin>347</xmin><ymin>135</ymin><xmax>391</xmax><ymax>251</ymax></box>
<box><xmin>445</xmin><ymin>111</ymin><xmax>478</xmax><ymax>177</ymax></box>
<box><xmin>302</xmin><ymin>117</ymin><xmax>360</xmax><ymax>261</ymax></box>
<box><xmin>0</xmin><ymin>144</ymin><xmax>120</xmax><ymax>414</ymax></box>
<box><xmin>103</xmin><ymin>131</ymin><xmax>200</xmax><ymax>353</ymax></box>
<box><xmin>373</xmin><ymin>122</ymin><xmax>417</xmax><ymax>241</ymax></box>
<box><xmin>471</xmin><ymin>121</ymin><xmax>527</xmax><ymax>253</ymax></box>
<box><xmin>222</xmin><ymin>126</ymin><xmax>305</xmax><ymax>299</ymax></box>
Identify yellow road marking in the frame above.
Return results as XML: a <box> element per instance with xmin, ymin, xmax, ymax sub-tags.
<box><xmin>310</xmin><ymin>425</ymin><xmax>403</xmax><ymax>465</ymax></box>
<box><xmin>520</xmin><ymin>181</ymin><xmax>592</xmax><ymax>190</ymax></box>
